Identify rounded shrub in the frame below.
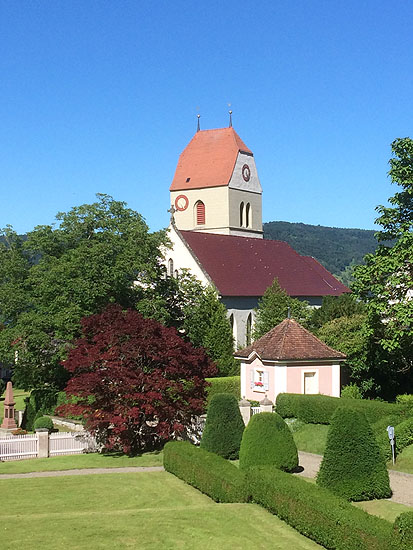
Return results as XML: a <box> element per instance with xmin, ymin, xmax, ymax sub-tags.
<box><xmin>33</xmin><ymin>416</ymin><xmax>54</xmax><ymax>431</ymax></box>
<box><xmin>239</xmin><ymin>412</ymin><xmax>298</xmax><ymax>472</ymax></box>
<box><xmin>316</xmin><ymin>406</ymin><xmax>391</xmax><ymax>501</ymax></box>
<box><xmin>340</xmin><ymin>383</ymin><xmax>363</xmax><ymax>399</ymax></box>
<box><xmin>393</xmin><ymin>511</ymin><xmax>413</xmax><ymax>550</ymax></box>
<box><xmin>200</xmin><ymin>393</ymin><xmax>245</xmax><ymax>459</ymax></box>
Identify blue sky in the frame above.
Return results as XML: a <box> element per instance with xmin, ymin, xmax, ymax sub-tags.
<box><xmin>1</xmin><ymin>1</ymin><xmax>412</xmax><ymax>234</ymax></box>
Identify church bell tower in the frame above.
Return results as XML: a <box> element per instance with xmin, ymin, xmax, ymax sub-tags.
<box><xmin>169</xmin><ymin>124</ymin><xmax>263</xmax><ymax>238</ymax></box>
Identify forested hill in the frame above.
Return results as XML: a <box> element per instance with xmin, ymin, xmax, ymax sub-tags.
<box><xmin>263</xmin><ymin>221</ymin><xmax>379</xmax><ymax>280</ymax></box>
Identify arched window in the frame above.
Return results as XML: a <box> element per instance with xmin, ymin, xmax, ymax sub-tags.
<box><xmin>239</xmin><ymin>202</ymin><xmax>244</xmax><ymax>227</ymax></box>
<box><xmin>229</xmin><ymin>313</ymin><xmax>236</xmax><ymax>348</ymax></box>
<box><xmin>168</xmin><ymin>258</ymin><xmax>174</xmax><ymax>277</ymax></box>
<box><xmin>174</xmin><ymin>269</ymin><xmax>179</xmax><ymax>278</ymax></box>
<box><xmin>245</xmin><ymin>203</ymin><xmax>250</xmax><ymax>228</ymax></box>
<box><xmin>195</xmin><ymin>201</ymin><xmax>205</xmax><ymax>225</ymax></box>
<box><xmin>246</xmin><ymin>313</ymin><xmax>252</xmax><ymax>346</ymax></box>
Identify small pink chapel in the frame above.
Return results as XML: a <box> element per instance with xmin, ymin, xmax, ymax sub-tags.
<box><xmin>235</xmin><ymin>318</ymin><xmax>346</xmax><ymax>403</ymax></box>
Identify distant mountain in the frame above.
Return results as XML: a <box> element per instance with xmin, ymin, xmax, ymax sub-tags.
<box><xmin>263</xmin><ymin>221</ymin><xmax>379</xmax><ymax>282</ymax></box>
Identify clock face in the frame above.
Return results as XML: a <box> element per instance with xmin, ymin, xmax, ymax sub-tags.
<box><xmin>175</xmin><ymin>194</ymin><xmax>189</xmax><ymax>211</ymax></box>
<box><xmin>242</xmin><ymin>164</ymin><xmax>251</xmax><ymax>182</ymax></box>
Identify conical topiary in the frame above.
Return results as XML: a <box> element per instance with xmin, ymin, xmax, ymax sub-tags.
<box><xmin>316</xmin><ymin>406</ymin><xmax>391</xmax><ymax>501</ymax></box>
<box><xmin>239</xmin><ymin>412</ymin><xmax>298</xmax><ymax>472</ymax></box>
<box><xmin>200</xmin><ymin>393</ymin><xmax>245</xmax><ymax>459</ymax></box>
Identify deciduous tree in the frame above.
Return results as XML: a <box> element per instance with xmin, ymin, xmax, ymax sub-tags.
<box><xmin>57</xmin><ymin>305</ymin><xmax>217</xmax><ymax>454</ymax></box>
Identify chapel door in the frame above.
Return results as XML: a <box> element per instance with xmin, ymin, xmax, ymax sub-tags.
<box><xmin>304</xmin><ymin>372</ymin><xmax>318</xmax><ymax>394</ymax></box>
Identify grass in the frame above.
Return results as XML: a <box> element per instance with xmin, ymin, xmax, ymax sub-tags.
<box><xmin>0</xmin><ymin>451</ymin><xmax>163</xmax><ymax>474</ymax></box>
<box><xmin>0</xmin><ymin>471</ymin><xmax>322</xmax><ymax>549</ymax></box>
<box><xmin>389</xmin><ymin>444</ymin><xmax>413</xmax><ymax>474</ymax></box>
<box><xmin>289</xmin><ymin>421</ymin><xmax>329</xmax><ymax>455</ymax></box>
<box><xmin>354</xmin><ymin>500</ymin><xmax>412</xmax><ymax>522</ymax></box>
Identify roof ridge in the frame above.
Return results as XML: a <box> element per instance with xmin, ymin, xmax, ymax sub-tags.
<box><xmin>278</xmin><ymin>318</ymin><xmax>290</xmax><ymax>357</ymax></box>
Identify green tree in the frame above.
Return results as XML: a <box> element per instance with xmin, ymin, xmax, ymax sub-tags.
<box><xmin>353</xmin><ymin>137</ymin><xmax>413</xmax><ymax>395</ymax></box>
<box><xmin>253</xmin><ymin>278</ymin><xmax>310</xmax><ymax>340</ymax></box>
<box><xmin>0</xmin><ymin>195</ymin><xmax>167</xmax><ymax>389</ymax></box>
<box><xmin>309</xmin><ymin>292</ymin><xmax>365</xmax><ymax>331</ymax></box>
<box><xmin>317</xmin><ymin>406</ymin><xmax>391</xmax><ymax>501</ymax></box>
<box><xmin>182</xmin><ymin>284</ymin><xmax>237</xmax><ymax>376</ymax></box>
<box><xmin>200</xmin><ymin>393</ymin><xmax>244</xmax><ymax>459</ymax></box>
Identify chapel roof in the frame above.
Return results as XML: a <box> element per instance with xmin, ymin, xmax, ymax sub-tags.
<box><xmin>180</xmin><ymin>230</ymin><xmax>349</xmax><ymax>297</ymax></box>
<box><xmin>235</xmin><ymin>318</ymin><xmax>346</xmax><ymax>361</ymax></box>
<box><xmin>170</xmin><ymin>127</ymin><xmax>253</xmax><ymax>191</ymax></box>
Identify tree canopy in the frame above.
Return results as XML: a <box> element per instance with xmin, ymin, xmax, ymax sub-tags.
<box><xmin>253</xmin><ymin>278</ymin><xmax>310</xmax><ymax>340</ymax></box>
<box><xmin>57</xmin><ymin>305</ymin><xmax>216</xmax><ymax>454</ymax></box>
<box><xmin>353</xmin><ymin>138</ymin><xmax>413</xmax><ymax>393</ymax></box>
<box><xmin>0</xmin><ymin>195</ymin><xmax>167</xmax><ymax>389</ymax></box>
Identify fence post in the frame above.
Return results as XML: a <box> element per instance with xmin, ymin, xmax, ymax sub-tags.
<box><xmin>239</xmin><ymin>397</ymin><xmax>251</xmax><ymax>425</ymax></box>
<box><xmin>260</xmin><ymin>395</ymin><xmax>273</xmax><ymax>414</ymax></box>
<box><xmin>36</xmin><ymin>429</ymin><xmax>50</xmax><ymax>458</ymax></box>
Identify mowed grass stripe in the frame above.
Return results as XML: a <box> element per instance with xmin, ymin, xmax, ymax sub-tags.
<box><xmin>2</xmin><ymin>503</ymin><xmax>322</xmax><ymax>550</ymax></box>
<box><xmin>0</xmin><ymin>471</ymin><xmax>322</xmax><ymax>549</ymax></box>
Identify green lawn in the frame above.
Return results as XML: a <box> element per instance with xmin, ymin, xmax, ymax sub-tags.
<box><xmin>354</xmin><ymin>499</ymin><xmax>412</xmax><ymax>522</ymax></box>
<box><xmin>0</xmin><ymin>471</ymin><xmax>322</xmax><ymax>550</ymax></box>
<box><xmin>291</xmin><ymin>422</ymin><xmax>329</xmax><ymax>454</ymax></box>
<box><xmin>0</xmin><ymin>451</ymin><xmax>163</xmax><ymax>475</ymax></box>
<box><xmin>389</xmin><ymin>444</ymin><xmax>413</xmax><ymax>474</ymax></box>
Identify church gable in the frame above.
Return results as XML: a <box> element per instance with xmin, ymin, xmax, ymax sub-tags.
<box><xmin>228</xmin><ymin>152</ymin><xmax>262</xmax><ymax>194</ymax></box>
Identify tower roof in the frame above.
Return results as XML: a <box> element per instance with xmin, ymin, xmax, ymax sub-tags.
<box><xmin>170</xmin><ymin>127</ymin><xmax>253</xmax><ymax>191</ymax></box>
<box><xmin>235</xmin><ymin>318</ymin><xmax>346</xmax><ymax>361</ymax></box>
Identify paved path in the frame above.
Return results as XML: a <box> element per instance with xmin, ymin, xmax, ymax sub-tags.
<box><xmin>297</xmin><ymin>451</ymin><xmax>413</xmax><ymax>507</ymax></box>
<box><xmin>0</xmin><ymin>466</ymin><xmax>164</xmax><ymax>480</ymax></box>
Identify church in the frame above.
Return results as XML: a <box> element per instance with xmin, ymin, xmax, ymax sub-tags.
<box><xmin>165</xmin><ymin>123</ymin><xmax>348</xmax><ymax>347</ymax></box>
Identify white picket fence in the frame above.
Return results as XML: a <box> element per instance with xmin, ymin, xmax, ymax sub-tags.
<box><xmin>0</xmin><ymin>431</ymin><xmax>96</xmax><ymax>462</ymax></box>
<box><xmin>251</xmin><ymin>406</ymin><xmax>261</xmax><ymax>416</ymax></box>
<box><xmin>0</xmin><ymin>433</ymin><xmax>38</xmax><ymax>461</ymax></box>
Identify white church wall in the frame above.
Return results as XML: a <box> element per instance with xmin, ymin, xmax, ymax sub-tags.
<box><xmin>170</xmin><ymin>187</ymin><xmax>230</xmax><ymax>233</ymax></box>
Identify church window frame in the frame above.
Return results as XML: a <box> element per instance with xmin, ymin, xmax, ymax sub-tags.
<box><xmin>168</xmin><ymin>258</ymin><xmax>174</xmax><ymax>277</ymax></box>
<box><xmin>195</xmin><ymin>200</ymin><xmax>206</xmax><ymax>225</ymax></box>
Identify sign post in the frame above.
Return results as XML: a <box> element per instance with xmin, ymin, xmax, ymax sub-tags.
<box><xmin>387</xmin><ymin>425</ymin><xmax>395</xmax><ymax>465</ymax></box>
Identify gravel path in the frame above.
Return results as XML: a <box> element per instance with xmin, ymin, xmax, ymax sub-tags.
<box><xmin>297</xmin><ymin>451</ymin><xmax>413</xmax><ymax>507</ymax></box>
<box><xmin>0</xmin><ymin>466</ymin><xmax>164</xmax><ymax>480</ymax></box>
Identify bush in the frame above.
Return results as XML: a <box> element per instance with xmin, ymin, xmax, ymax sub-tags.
<box><xmin>200</xmin><ymin>393</ymin><xmax>244</xmax><ymax>459</ymax></box>
<box><xmin>396</xmin><ymin>394</ymin><xmax>413</xmax><ymax>408</ymax></box>
<box><xmin>239</xmin><ymin>412</ymin><xmax>298</xmax><ymax>472</ymax></box>
<box><xmin>393</xmin><ymin>512</ymin><xmax>413</xmax><ymax>550</ymax></box>
<box><xmin>246</xmin><ymin>466</ymin><xmax>393</xmax><ymax>550</ymax></box>
<box><xmin>317</xmin><ymin>406</ymin><xmax>391</xmax><ymax>501</ymax></box>
<box><xmin>163</xmin><ymin>441</ymin><xmax>246</xmax><ymax>503</ymax></box>
<box><xmin>22</xmin><ymin>388</ymin><xmax>60</xmax><ymax>431</ymax></box>
<box><xmin>205</xmin><ymin>376</ymin><xmax>240</xmax><ymax>405</ymax></box>
<box><xmin>276</xmin><ymin>392</ymin><xmax>411</xmax><ymax>426</ymax></box>
<box><xmin>341</xmin><ymin>383</ymin><xmax>363</xmax><ymax>399</ymax></box>
<box><xmin>0</xmin><ymin>378</ymin><xmax>5</xmax><ymax>396</ymax></box>
<box><xmin>33</xmin><ymin>416</ymin><xmax>54</xmax><ymax>431</ymax></box>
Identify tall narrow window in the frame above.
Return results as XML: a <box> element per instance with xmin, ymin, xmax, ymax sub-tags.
<box><xmin>239</xmin><ymin>202</ymin><xmax>244</xmax><ymax>227</ymax></box>
<box><xmin>168</xmin><ymin>258</ymin><xmax>174</xmax><ymax>277</ymax></box>
<box><xmin>246</xmin><ymin>313</ymin><xmax>252</xmax><ymax>346</ymax></box>
<box><xmin>195</xmin><ymin>201</ymin><xmax>205</xmax><ymax>225</ymax></box>
<box><xmin>245</xmin><ymin>203</ymin><xmax>250</xmax><ymax>228</ymax></box>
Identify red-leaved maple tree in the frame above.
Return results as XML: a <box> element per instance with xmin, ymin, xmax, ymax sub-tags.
<box><xmin>57</xmin><ymin>304</ymin><xmax>217</xmax><ymax>453</ymax></box>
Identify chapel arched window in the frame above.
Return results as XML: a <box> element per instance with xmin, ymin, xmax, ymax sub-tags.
<box><xmin>195</xmin><ymin>201</ymin><xmax>206</xmax><ymax>225</ymax></box>
<box><xmin>245</xmin><ymin>203</ymin><xmax>250</xmax><ymax>228</ymax></box>
<box><xmin>240</xmin><ymin>202</ymin><xmax>244</xmax><ymax>227</ymax></box>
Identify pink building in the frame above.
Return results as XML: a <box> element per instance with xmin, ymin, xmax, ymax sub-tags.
<box><xmin>235</xmin><ymin>318</ymin><xmax>346</xmax><ymax>403</ymax></box>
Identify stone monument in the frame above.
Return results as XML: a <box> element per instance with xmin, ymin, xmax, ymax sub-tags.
<box><xmin>1</xmin><ymin>381</ymin><xmax>17</xmax><ymax>432</ymax></box>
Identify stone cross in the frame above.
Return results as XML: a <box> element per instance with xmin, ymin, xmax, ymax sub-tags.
<box><xmin>1</xmin><ymin>381</ymin><xmax>17</xmax><ymax>430</ymax></box>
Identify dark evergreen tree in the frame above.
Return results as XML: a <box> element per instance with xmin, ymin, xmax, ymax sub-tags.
<box><xmin>239</xmin><ymin>412</ymin><xmax>298</xmax><ymax>472</ymax></box>
<box><xmin>200</xmin><ymin>393</ymin><xmax>244</xmax><ymax>459</ymax></box>
<box><xmin>317</xmin><ymin>406</ymin><xmax>391</xmax><ymax>501</ymax></box>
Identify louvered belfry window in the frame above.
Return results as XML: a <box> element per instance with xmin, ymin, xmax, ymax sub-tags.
<box><xmin>196</xmin><ymin>201</ymin><xmax>205</xmax><ymax>225</ymax></box>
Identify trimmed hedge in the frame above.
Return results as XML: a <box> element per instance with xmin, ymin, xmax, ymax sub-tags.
<box><xmin>276</xmin><ymin>393</ymin><xmax>411</xmax><ymax>425</ymax></box>
<box><xmin>163</xmin><ymin>441</ymin><xmax>246</xmax><ymax>503</ymax></box>
<box><xmin>200</xmin><ymin>393</ymin><xmax>244</xmax><ymax>459</ymax></box>
<box><xmin>317</xmin><ymin>406</ymin><xmax>391</xmax><ymax>501</ymax></box>
<box><xmin>246</xmin><ymin>466</ymin><xmax>394</xmax><ymax>550</ymax></box>
<box><xmin>22</xmin><ymin>388</ymin><xmax>59</xmax><ymax>431</ymax></box>
<box><xmin>205</xmin><ymin>376</ymin><xmax>240</xmax><ymax>404</ymax></box>
<box><xmin>393</xmin><ymin>512</ymin><xmax>413</xmax><ymax>550</ymax></box>
<box><xmin>239</xmin><ymin>412</ymin><xmax>298</xmax><ymax>472</ymax></box>
<box><xmin>33</xmin><ymin>416</ymin><xmax>54</xmax><ymax>431</ymax></box>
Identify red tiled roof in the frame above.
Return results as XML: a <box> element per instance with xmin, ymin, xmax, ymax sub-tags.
<box><xmin>170</xmin><ymin>128</ymin><xmax>253</xmax><ymax>191</ymax></box>
<box><xmin>235</xmin><ymin>318</ymin><xmax>346</xmax><ymax>361</ymax></box>
<box><xmin>180</xmin><ymin>231</ymin><xmax>349</xmax><ymax>297</ymax></box>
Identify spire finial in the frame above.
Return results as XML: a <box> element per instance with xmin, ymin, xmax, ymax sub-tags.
<box><xmin>197</xmin><ymin>114</ymin><xmax>200</xmax><ymax>132</ymax></box>
<box><xmin>229</xmin><ymin>109</ymin><xmax>233</xmax><ymax>128</ymax></box>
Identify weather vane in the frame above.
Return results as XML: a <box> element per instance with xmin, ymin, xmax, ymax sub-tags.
<box><xmin>228</xmin><ymin>103</ymin><xmax>232</xmax><ymax>127</ymax></box>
